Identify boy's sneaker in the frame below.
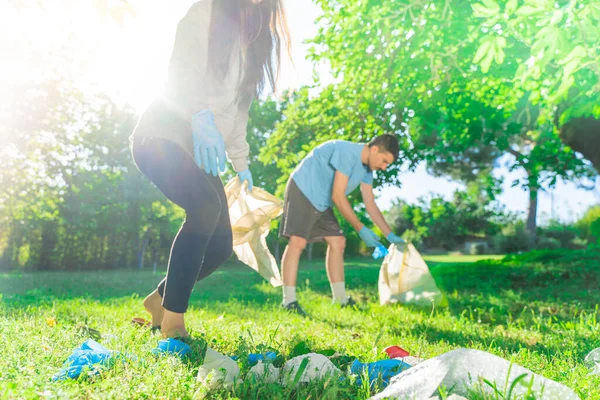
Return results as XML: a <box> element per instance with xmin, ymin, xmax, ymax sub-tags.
<box><xmin>341</xmin><ymin>296</ymin><xmax>357</xmax><ymax>308</ymax></box>
<box><xmin>282</xmin><ymin>301</ymin><xmax>307</xmax><ymax>317</ymax></box>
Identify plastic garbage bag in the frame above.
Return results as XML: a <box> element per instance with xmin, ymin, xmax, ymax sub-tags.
<box><xmin>247</xmin><ymin>360</ymin><xmax>280</xmax><ymax>383</ymax></box>
<box><xmin>225</xmin><ymin>177</ymin><xmax>283</xmax><ymax>287</ymax></box>
<box><xmin>351</xmin><ymin>359</ymin><xmax>412</xmax><ymax>387</ymax></box>
<box><xmin>369</xmin><ymin>348</ymin><xmax>580</xmax><ymax>400</ymax></box>
<box><xmin>152</xmin><ymin>338</ymin><xmax>191</xmax><ymax>358</ymax></box>
<box><xmin>52</xmin><ymin>339</ymin><xmax>113</xmax><ymax>381</ymax></box>
<box><xmin>584</xmin><ymin>348</ymin><xmax>600</xmax><ymax>375</ymax></box>
<box><xmin>197</xmin><ymin>346</ymin><xmax>241</xmax><ymax>389</ymax></box>
<box><xmin>282</xmin><ymin>353</ymin><xmax>341</xmax><ymax>386</ymax></box>
<box><xmin>378</xmin><ymin>243</ymin><xmax>447</xmax><ymax>307</ymax></box>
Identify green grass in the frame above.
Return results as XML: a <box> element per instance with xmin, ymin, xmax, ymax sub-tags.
<box><xmin>1</xmin><ymin>249</ymin><xmax>599</xmax><ymax>399</ymax></box>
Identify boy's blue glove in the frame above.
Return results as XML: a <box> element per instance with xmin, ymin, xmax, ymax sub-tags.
<box><xmin>386</xmin><ymin>233</ymin><xmax>405</xmax><ymax>245</ymax></box>
<box><xmin>372</xmin><ymin>245</ymin><xmax>389</xmax><ymax>260</ymax></box>
<box><xmin>359</xmin><ymin>226</ymin><xmax>382</xmax><ymax>248</ymax></box>
<box><xmin>238</xmin><ymin>169</ymin><xmax>253</xmax><ymax>192</ymax></box>
<box><xmin>191</xmin><ymin>110</ymin><xmax>226</xmax><ymax>177</ymax></box>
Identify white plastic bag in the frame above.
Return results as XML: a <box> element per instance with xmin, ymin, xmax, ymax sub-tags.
<box><xmin>378</xmin><ymin>244</ymin><xmax>446</xmax><ymax>307</ymax></box>
<box><xmin>281</xmin><ymin>353</ymin><xmax>341</xmax><ymax>386</ymax></box>
<box><xmin>584</xmin><ymin>347</ymin><xmax>600</xmax><ymax>375</ymax></box>
<box><xmin>370</xmin><ymin>348</ymin><xmax>580</xmax><ymax>400</ymax></box>
<box><xmin>225</xmin><ymin>178</ymin><xmax>283</xmax><ymax>287</ymax></box>
<box><xmin>197</xmin><ymin>346</ymin><xmax>240</xmax><ymax>390</ymax></box>
<box><xmin>247</xmin><ymin>360</ymin><xmax>280</xmax><ymax>383</ymax></box>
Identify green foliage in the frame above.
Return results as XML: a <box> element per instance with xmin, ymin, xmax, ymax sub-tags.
<box><xmin>469</xmin><ymin>242</ymin><xmax>488</xmax><ymax>256</ymax></box>
<box><xmin>494</xmin><ymin>221</ymin><xmax>535</xmax><ymax>254</ymax></box>
<box><xmin>297</xmin><ymin>0</ymin><xmax>599</xmax><ymax>236</ymax></box>
<box><xmin>575</xmin><ymin>205</ymin><xmax>600</xmax><ymax>244</ymax></box>
<box><xmin>387</xmin><ymin>189</ymin><xmax>506</xmax><ymax>250</ymax></box>
<box><xmin>536</xmin><ymin>220</ymin><xmax>579</xmax><ymax>249</ymax></box>
<box><xmin>0</xmin><ymin>82</ymin><xmax>179</xmax><ymax>271</ymax></box>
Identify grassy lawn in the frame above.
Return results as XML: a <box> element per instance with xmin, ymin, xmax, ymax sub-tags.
<box><xmin>1</xmin><ymin>249</ymin><xmax>599</xmax><ymax>399</ymax></box>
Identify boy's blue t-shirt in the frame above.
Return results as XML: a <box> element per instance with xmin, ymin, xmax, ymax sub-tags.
<box><xmin>291</xmin><ymin>140</ymin><xmax>373</xmax><ymax>212</ymax></box>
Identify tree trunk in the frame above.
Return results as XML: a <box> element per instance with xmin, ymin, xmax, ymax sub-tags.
<box><xmin>151</xmin><ymin>246</ymin><xmax>158</xmax><ymax>275</ymax></box>
<box><xmin>307</xmin><ymin>243</ymin><xmax>313</xmax><ymax>261</ymax></box>
<box><xmin>138</xmin><ymin>235</ymin><xmax>149</xmax><ymax>269</ymax></box>
<box><xmin>526</xmin><ymin>186</ymin><xmax>538</xmax><ymax>242</ymax></box>
<box><xmin>39</xmin><ymin>221</ymin><xmax>57</xmax><ymax>271</ymax></box>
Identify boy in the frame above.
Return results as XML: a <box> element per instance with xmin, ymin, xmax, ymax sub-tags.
<box><xmin>279</xmin><ymin>134</ymin><xmax>405</xmax><ymax>315</ymax></box>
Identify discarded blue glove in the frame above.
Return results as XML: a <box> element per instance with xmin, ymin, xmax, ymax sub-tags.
<box><xmin>238</xmin><ymin>169</ymin><xmax>254</xmax><ymax>192</ymax></box>
<box><xmin>351</xmin><ymin>358</ymin><xmax>412</xmax><ymax>387</ymax></box>
<box><xmin>192</xmin><ymin>110</ymin><xmax>226</xmax><ymax>176</ymax></box>
<box><xmin>386</xmin><ymin>232</ymin><xmax>405</xmax><ymax>245</ymax></box>
<box><xmin>358</xmin><ymin>226</ymin><xmax>382</xmax><ymax>248</ymax></box>
<box><xmin>152</xmin><ymin>338</ymin><xmax>191</xmax><ymax>358</ymax></box>
<box><xmin>248</xmin><ymin>351</ymin><xmax>277</xmax><ymax>365</ymax></box>
<box><xmin>52</xmin><ymin>339</ymin><xmax>113</xmax><ymax>381</ymax></box>
<box><xmin>372</xmin><ymin>244</ymin><xmax>389</xmax><ymax>260</ymax></box>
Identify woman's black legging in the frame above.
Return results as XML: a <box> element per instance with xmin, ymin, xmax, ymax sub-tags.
<box><xmin>132</xmin><ymin>136</ymin><xmax>233</xmax><ymax>313</ymax></box>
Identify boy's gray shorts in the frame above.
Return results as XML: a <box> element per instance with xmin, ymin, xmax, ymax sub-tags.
<box><xmin>279</xmin><ymin>179</ymin><xmax>344</xmax><ymax>242</ymax></box>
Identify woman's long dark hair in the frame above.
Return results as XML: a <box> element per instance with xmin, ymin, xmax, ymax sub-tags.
<box><xmin>208</xmin><ymin>0</ymin><xmax>291</xmax><ymax>98</ymax></box>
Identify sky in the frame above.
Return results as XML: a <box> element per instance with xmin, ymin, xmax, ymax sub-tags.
<box><xmin>1</xmin><ymin>0</ymin><xmax>598</xmax><ymax>223</ymax></box>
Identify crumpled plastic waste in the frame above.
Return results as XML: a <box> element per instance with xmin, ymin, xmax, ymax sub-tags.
<box><xmin>247</xmin><ymin>360</ymin><xmax>280</xmax><ymax>383</ymax></box>
<box><xmin>197</xmin><ymin>346</ymin><xmax>241</xmax><ymax>389</ymax></box>
<box><xmin>369</xmin><ymin>348</ymin><xmax>580</xmax><ymax>400</ymax></box>
<box><xmin>384</xmin><ymin>346</ymin><xmax>410</xmax><ymax>359</ymax></box>
<box><xmin>152</xmin><ymin>338</ymin><xmax>191</xmax><ymax>358</ymax></box>
<box><xmin>52</xmin><ymin>339</ymin><xmax>114</xmax><ymax>381</ymax></box>
<box><xmin>584</xmin><ymin>348</ymin><xmax>600</xmax><ymax>375</ymax></box>
<box><xmin>351</xmin><ymin>358</ymin><xmax>412</xmax><ymax>387</ymax></box>
<box><xmin>248</xmin><ymin>351</ymin><xmax>277</xmax><ymax>365</ymax></box>
<box><xmin>281</xmin><ymin>353</ymin><xmax>341</xmax><ymax>386</ymax></box>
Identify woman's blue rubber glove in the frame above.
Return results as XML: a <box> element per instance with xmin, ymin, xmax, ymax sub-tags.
<box><xmin>238</xmin><ymin>169</ymin><xmax>253</xmax><ymax>192</ymax></box>
<box><xmin>386</xmin><ymin>232</ymin><xmax>406</xmax><ymax>244</ymax></box>
<box><xmin>358</xmin><ymin>226</ymin><xmax>382</xmax><ymax>248</ymax></box>
<box><xmin>191</xmin><ymin>110</ymin><xmax>226</xmax><ymax>176</ymax></box>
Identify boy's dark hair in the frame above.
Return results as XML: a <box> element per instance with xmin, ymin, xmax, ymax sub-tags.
<box><xmin>368</xmin><ymin>134</ymin><xmax>400</xmax><ymax>162</ymax></box>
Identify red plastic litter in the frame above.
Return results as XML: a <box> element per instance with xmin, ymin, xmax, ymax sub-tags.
<box><xmin>384</xmin><ymin>346</ymin><xmax>410</xmax><ymax>358</ymax></box>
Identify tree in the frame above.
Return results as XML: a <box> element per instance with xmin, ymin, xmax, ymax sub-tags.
<box><xmin>0</xmin><ymin>81</ymin><xmax>177</xmax><ymax>270</ymax></box>
<box><xmin>284</xmin><ymin>0</ymin><xmax>599</xmax><ymax>238</ymax></box>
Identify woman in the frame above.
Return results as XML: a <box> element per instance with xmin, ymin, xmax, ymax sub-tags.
<box><xmin>131</xmin><ymin>0</ymin><xmax>290</xmax><ymax>338</ymax></box>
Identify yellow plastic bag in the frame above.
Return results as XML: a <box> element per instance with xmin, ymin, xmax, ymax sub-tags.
<box><xmin>378</xmin><ymin>244</ymin><xmax>447</xmax><ymax>307</ymax></box>
<box><xmin>225</xmin><ymin>178</ymin><xmax>283</xmax><ymax>287</ymax></box>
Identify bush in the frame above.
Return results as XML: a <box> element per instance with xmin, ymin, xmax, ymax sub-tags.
<box><xmin>493</xmin><ymin>221</ymin><xmax>534</xmax><ymax>254</ymax></box>
<box><xmin>537</xmin><ymin>221</ymin><xmax>578</xmax><ymax>248</ymax></box>
<box><xmin>469</xmin><ymin>242</ymin><xmax>488</xmax><ymax>255</ymax></box>
<box><xmin>402</xmin><ymin>229</ymin><xmax>423</xmax><ymax>247</ymax></box>
<box><xmin>575</xmin><ymin>206</ymin><xmax>600</xmax><ymax>244</ymax></box>
<box><xmin>536</xmin><ymin>237</ymin><xmax>561</xmax><ymax>250</ymax></box>
<box><xmin>591</xmin><ymin>218</ymin><xmax>600</xmax><ymax>245</ymax></box>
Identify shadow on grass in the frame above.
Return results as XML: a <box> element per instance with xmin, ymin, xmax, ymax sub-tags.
<box><xmin>2</xmin><ymin>251</ymin><xmax>599</xmax><ymax>335</ymax></box>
